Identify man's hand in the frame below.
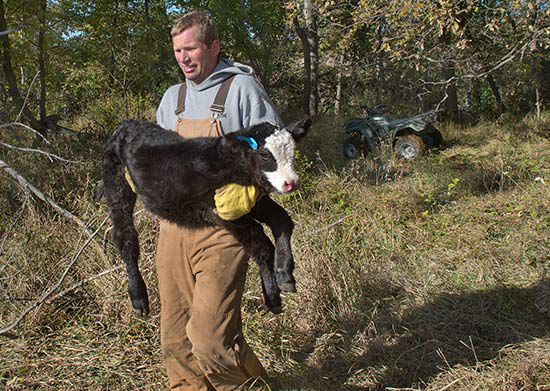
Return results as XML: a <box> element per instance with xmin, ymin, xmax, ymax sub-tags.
<box><xmin>124</xmin><ymin>167</ymin><xmax>137</xmax><ymax>193</ymax></box>
<box><xmin>214</xmin><ymin>184</ymin><xmax>259</xmax><ymax>221</ymax></box>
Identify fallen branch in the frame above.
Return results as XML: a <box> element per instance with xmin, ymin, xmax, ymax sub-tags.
<box><xmin>307</xmin><ymin>215</ymin><xmax>349</xmax><ymax>235</ymax></box>
<box><xmin>46</xmin><ymin>264</ymin><xmax>124</xmax><ymax>305</ymax></box>
<box><xmin>0</xmin><ymin>215</ymin><xmax>110</xmax><ymax>335</ymax></box>
<box><xmin>0</xmin><ymin>159</ymin><xmax>89</xmax><ymax>232</ymax></box>
<box><xmin>0</xmin><ymin>141</ymin><xmax>78</xmax><ymax>163</ymax></box>
<box><xmin>0</xmin><ymin>159</ymin><xmax>106</xmax><ymax>259</ymax></box>
<box><xmin>0</xmin><ymin>122</ymin><xmax>49</xmax><ymax>143</ymax></box>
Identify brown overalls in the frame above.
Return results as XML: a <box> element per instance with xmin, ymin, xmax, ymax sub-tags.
<box><xmin>155</xmin><ymin>77</ymin><xmax>266</xmax><ymax>391</ymax></box>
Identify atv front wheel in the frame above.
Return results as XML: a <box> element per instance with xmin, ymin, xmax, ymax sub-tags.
<box><xmin>422</xmin><ymin>125</ymin><xmax>443</xmax><ymax>148</ymax></box>
<box><xmin>343</xmin><ymin>136</ymin><xmax>362</xmax><ymax>159</ymax></box>
<box><xmin>394</xmin><ymin>134</ymin><xmax>426</xmax><ymax>160</ymax></box>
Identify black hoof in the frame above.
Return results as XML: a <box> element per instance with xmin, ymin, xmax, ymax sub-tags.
<box><xmin>131</xmin><ymin>298</ymin><xmax>150</xmax><ymax>317</ymax></box>
<box><xmin>268</xmin><ymin>305</ymin><xmax>283</xmax><ymax>314</ymax></box>
<box><xmin>264</xmin><ymin>292</ymin><xmax>282</xmax><ymax>314</ymax></box>
<box><xmin>276</xmin><ymin>271</ymin><xmax>296</xmax><ymax>293</ymax></box>
<box><xmin>134</xmin><ymin>307</ymin><xmax>150</xmax><ymax>317</ymax></box>
<box><xmin>278</xmin><ymin>282</ymin><xmax>296</xmax><ymax>293</ymax></box>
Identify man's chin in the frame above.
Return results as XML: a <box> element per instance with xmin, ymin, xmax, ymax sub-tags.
<box><xmin>181</xmin><ymin>68</ymin><xmax>198</xmax><ymax>81</ymax></box>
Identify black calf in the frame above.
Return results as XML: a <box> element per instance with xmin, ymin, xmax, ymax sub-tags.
<box><xmin>102</xmin><ymin>119</ymin><xmax>311</xmax><ymax>315</ymax></box>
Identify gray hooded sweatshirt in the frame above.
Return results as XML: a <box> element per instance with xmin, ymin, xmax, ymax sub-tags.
<box><xmin>157</xmin><ymin>59</ymin><xmax>282</xmax><ymax>134</ymax></box>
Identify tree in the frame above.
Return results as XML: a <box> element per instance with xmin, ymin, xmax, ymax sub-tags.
<box><xmin>293</xmin><ymin>0</ymin><xmax>319</xmax><ymax>116</ymax></box>
<box><xmin>0</xmin><ymin>0</ymin><xmax>47</xmax><ymax>135</ymax></box>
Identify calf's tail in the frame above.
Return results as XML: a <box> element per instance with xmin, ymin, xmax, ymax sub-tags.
<box><xmin>102</xmin><ymin>128</ymin><xmax>150</xmax><ymax>316</ymax></box>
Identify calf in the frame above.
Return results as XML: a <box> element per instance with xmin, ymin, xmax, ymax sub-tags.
<box><xmin>102</xmin><ymin>118</ymin><xmax>311</xmax><ymax>315</ymax></box>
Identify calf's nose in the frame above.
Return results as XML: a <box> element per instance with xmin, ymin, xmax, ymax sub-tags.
<box><xmin>283</xmin><ymin>180</ymin><xmax>299</xmax><ymax>193</ymax></box>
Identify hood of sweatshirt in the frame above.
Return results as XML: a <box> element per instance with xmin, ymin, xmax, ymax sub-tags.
<box><xmin>186</xmin><ymin>59</ymin><xmax>254</xmax><ymax>91</ymax></box>
<box><xmin>156</xmin><ymin>58</ymin><xmax>281</xmax><ymax>134</ymax></box>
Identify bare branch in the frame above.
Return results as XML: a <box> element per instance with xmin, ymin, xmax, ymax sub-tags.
<box><xmin>0</xmin><ymin>28</ymin><xmax>17</xmax><ymax>36</ymax></box>
<box><xmin>306</xmin><ymin>215</ymin><xmax>349</xmax><ymax>235</ymax></box>
<box><xmin>0</xmin><ymin>122</ymin><xmax>49</xmax><ymax>143</ymax></box>
<box><xmin>0</xmin><ymin>24</ymin><xmax>22</xmax><ymax>37</ymax></box>
<box><xmin>417</xmin><ymin>27</ymin><xmax>547</xmax><ymax>89</ymax></box>
<box><xmin>46</xmin><ymin>264</ymin><xmax>124</xmax><ymax>305</ymax></box>
<box><xmin>0</xmin><ymin>159</ymin><xmax>108</xmax><ymax>262</ymax></box>
<box><xmin>0</xmin><ymin>141</ymin><xmax>78</xmax><ymax>163</ymax></box>
<box><xmin>16</xmin><ymin>71</ymin><xmax>40</xmax><ymax>123</ymax></box>
<box><xmin>0</xmin><ymin>159</ymin><xmax>89</xmax><ymax>231</ymax></box>
<box><xmin>0</xmin><ymin>215</ymin><xmax>111</xmax><ymax>335</ymax></box>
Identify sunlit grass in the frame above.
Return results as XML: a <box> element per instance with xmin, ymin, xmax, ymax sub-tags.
<box><xmin>1</xmin><ymin>112</ymin><xmax>548</xmax><ymax>390</ymax></box>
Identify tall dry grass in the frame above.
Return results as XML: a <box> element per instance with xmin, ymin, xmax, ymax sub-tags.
<box><xmin>1</xmin><ymin>112</ymin><xmax>548</xmax><ymax>390</ymax></box>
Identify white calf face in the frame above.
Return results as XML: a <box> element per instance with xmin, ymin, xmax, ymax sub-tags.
<box><xmin>263</xmin><ymin>129</ymin><xmax>300</xmax><ymax>193</ymax></box>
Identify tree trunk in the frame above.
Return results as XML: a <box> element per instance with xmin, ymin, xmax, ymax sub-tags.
<box><xmin>108</xmin><ymin>0</ymin><xmax>120</xmax><ymax>85</ymax></box>
<box><xmin>0</xmin><ymin>0</ymin><xmax>46</xmax><ymax>135</ymax></box>
<box><xmin>294</xmin><ymin>18</ymin><xmax>311</xmax><ymax>115</ymax></box>
<box><xmin>144</xmin><ymin>0</ymin><xmax>150</xmax><ymax>24</ymax></box>
<box><xmin>486</xmin><ymin>72</ymin><xmax>506</xmax><ymax>115</ymax></box>
<box><xmin>38</xmin><ymin>0</ymin><xmax>47</xmax><ymax>121</ymax></box>
<box><xmin>443</xmin><ymin>63</ymin><xmax>459</xmax><ymax>122</ymax></box>
<box><xmin>335</xmin><ymin>53</ymin><xmax>344</xmax><ymax>115</ymax></box>
<box><xmin>440</xmin><ymin>28</ymin><xmax>459</xmax><ymax>122</ymax></box>
<box><xmin>533</xmin><ymin>54</ymin><xmax>549</xmax><ymax>108</ymax></box>
<box><xmin>304</xmin><ymin>0</ymin><xmax>318</xmax><ymax>116</ymax></box>
<box><xmin>376</xmin><ymin>21</ymin><xmax>386</xmax><ymax>102</ymax></box>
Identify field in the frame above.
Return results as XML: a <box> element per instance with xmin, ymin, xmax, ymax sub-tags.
<box><xmin>1</xmin><ymin>113</ymin><xmax>548</xmax><ymax>390</ymax></box>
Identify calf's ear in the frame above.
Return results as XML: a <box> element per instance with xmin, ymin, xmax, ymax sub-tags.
<box><xmin>285</xmin><ymin>117</ymin><xmax>311</xmax><ymax>142</ymax></box>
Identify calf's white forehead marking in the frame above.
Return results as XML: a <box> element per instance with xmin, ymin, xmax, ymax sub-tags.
<box><xmin>263</xmin><ymin>129</ymin><xmax>299</xmax><ymax>192</ymax></box>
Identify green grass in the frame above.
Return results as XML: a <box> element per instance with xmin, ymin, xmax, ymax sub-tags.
<box><xmin>1</xmin><ymin>112</ymin><xmax>549</xmax><ymax>390</ymax></box>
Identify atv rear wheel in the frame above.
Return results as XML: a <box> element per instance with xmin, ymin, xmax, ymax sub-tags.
<box><xmin>395</xmin><ymin>134</ymin><xmax>426</xmax><ymax>160</ymax></box>
<box><xmin>343</xmin><ymin>135</ymin><xmax>362</xmax><ymax>159</ymax></box>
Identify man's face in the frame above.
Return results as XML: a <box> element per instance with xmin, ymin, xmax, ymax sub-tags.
<box><xmin>172</xmin><ymin>26</ymin><xmax>220</xmax><ymax>85</ymax></box>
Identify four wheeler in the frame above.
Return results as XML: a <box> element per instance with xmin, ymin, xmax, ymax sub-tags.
<box><xmin>342</xmin><ymin>105</ymin><xmax>443</xmax><ymax>160</ymax></box>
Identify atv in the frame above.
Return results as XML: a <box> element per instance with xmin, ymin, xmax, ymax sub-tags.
<box><xmin>342</xmin><ymin>105</ymin><xmax>443</xmax><ymax>160</ymax></box>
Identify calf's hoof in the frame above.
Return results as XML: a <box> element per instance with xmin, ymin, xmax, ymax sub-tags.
<box><xmin>264</xmin><ymin>292</ymin><xmax>282</xmax><ymax>315</ymax></box>
<box><xmin>276</xmin><ymin>271</ymin><xmax>296</xmax><ymax>293</ymax></box>
<box><xmin>268</xmin><ymin>304</ymin><xmax>283</xmax><ymax>314</ymax></box>
<box><xmin>133</xmin><ymin>306</ymin><xmax>150</xmax><ymax>317</ymax></box>
<box><xmin>131</xmin><ymin>297</ymin><xmax>150</xmax><ymax>317</ymax></box>
<box><xmin>278</xmin><ymin>282</ymin><xmax>296</xmax><ymax>293</ymax></box>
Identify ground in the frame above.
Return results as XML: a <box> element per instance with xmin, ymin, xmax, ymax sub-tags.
<box><xmin>1</xmin><ymin>113</ymin><xmax>549</xmax><ymax>390</ymax></box>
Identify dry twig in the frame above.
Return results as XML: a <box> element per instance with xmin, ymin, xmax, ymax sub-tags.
<box><xmin>0</xmin><ymin>159</ymin><xmax>107</xmax><ymax>259</ymax></box>
<box><xmin>0</xmin><ymin>141</ymin><xmax>78</xmax><ymax>163</ymax></box>
<box><xmin>0</xmin><ymin>215</ymin><xmax>110</xmax><ymax>335</ymax></box>
<box><xmin>1</xmin><ymin>159</ymin><xmax>89</xmax><ymax>233</ymax></box>
<box><xmin>0</xmin><ymin>122</ymin><xmax>49</xmax><ymax>143</ymax></box>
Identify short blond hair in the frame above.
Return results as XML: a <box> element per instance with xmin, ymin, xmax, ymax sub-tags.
<box><xmin>171</xmin><ymin>11</ymin><xmax>218</xmax><ymax>47</ymax></box>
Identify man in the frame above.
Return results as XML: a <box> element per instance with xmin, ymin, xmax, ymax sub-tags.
<box><xmin>155</xmin><ymin>10</ymin><xmax>282</xmax><ymax>391</ymax></box>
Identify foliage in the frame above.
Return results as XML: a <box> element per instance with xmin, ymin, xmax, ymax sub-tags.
<box><xmin>1</xmin><ymin>1</ymin><xmax>547</xmax><ymax>124</ymax></box>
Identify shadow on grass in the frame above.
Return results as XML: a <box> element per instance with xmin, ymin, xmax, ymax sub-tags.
<box><xmin>273</xmin><ymin>281</ymin><xmax>549</xmax><ymax>390</ymax></box>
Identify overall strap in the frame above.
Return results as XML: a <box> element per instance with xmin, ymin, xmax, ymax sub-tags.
<box><xmin>175</xmin><ymin>82</ymin><xmax>186</xmax><ymax>116</ymax></box>
<box><xmin>210</xmin><ymin>75</ymin><xmax>236</xmax><ymax>115</ymax></box>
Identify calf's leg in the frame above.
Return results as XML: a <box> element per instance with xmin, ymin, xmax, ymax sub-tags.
<box><xmin>249</xmin><ymin>196</ymin><xmax>296</xmax><ymax>293</ymax></box>
<box><xmin>225</xmin><ymin>219</ymin><xmax>282</xmax><ymax>314</ymax></box>
<box><xmin>103</xmin><ymin>147</ymin><xmax>149</xmax><ymax>316</ymax></box>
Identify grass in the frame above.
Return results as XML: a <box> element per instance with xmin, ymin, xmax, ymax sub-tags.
<box><xmin>1</xmin><ymin>112</ymin><xmax>549</xmax><ymax>390</ymax></box>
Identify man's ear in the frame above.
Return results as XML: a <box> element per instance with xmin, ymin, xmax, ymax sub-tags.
<box><xmin>211</xmin><ymin>39</ymin><xmax>221</xmax><ymax>56</ymax></box>
<box><xmin>285</xmin><ymin>117</ymin><xmax>311</xmax><ymax>142</ymax></box>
